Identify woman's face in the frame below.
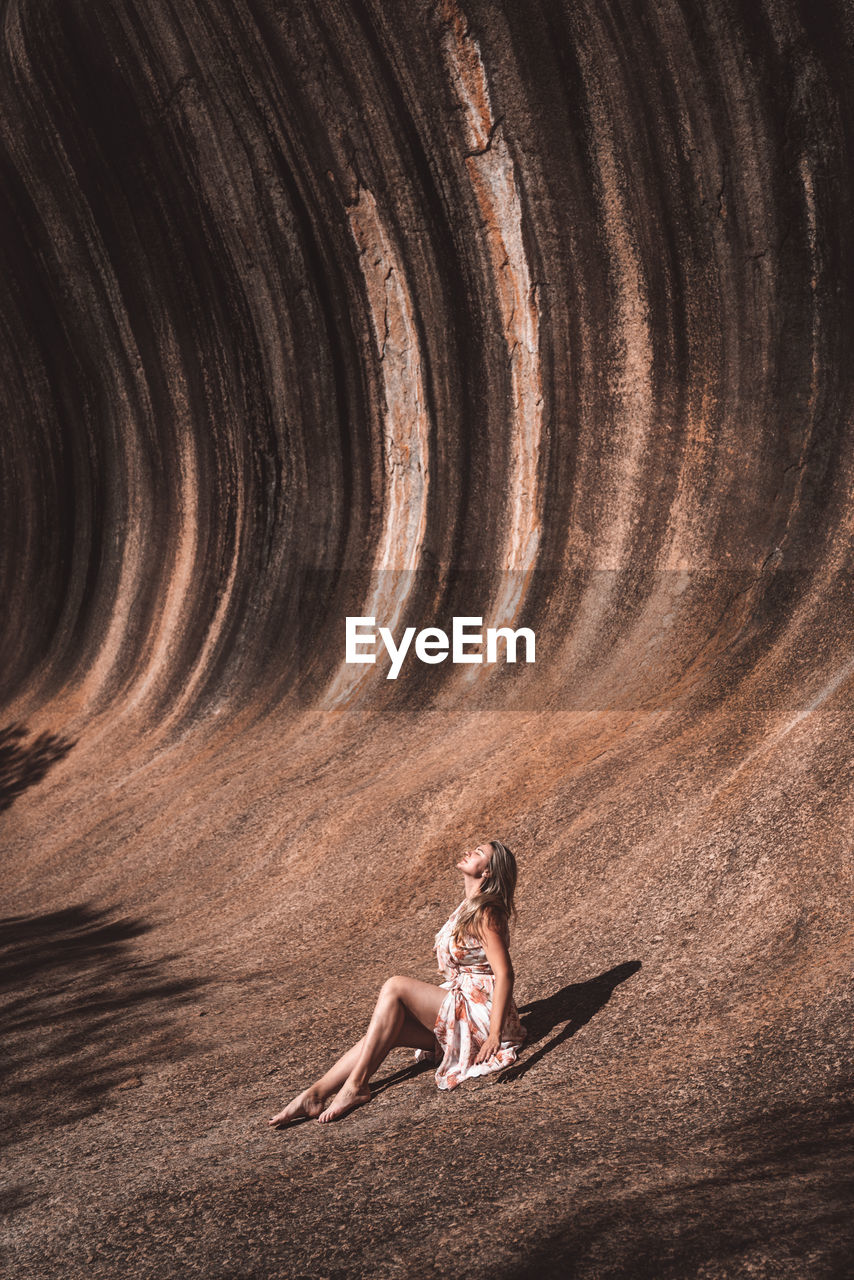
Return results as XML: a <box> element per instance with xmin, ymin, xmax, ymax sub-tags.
<box><xmin>456</xmin><ymin>842</ymin><xmax>493</xmax><ymax>878</ymax></box>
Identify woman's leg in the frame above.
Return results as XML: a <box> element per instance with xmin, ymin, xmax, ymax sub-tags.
<box><xmin>268</xmin><ymin>979</ymin><xmax>442</xmax><ymax>1128</ymax></box>
<box><xmin>268</xmin><ymin>1036</ymin><xmax>367</xmax><ymax>1127</ymax></box>
<box><xmin>317</xmin><ymin>977</ymin><xmax>444</xmax><ymax>1123</ymax></box>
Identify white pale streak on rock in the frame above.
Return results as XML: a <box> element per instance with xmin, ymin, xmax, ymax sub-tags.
<box><xmin>324</xmin><ymin>186</ymin><xmax>430</xmax><ymax>706</ymax></box>
<box><xmin>120</xmin><ymin>397</ymin><xmax>201</xmax><ymax>718</ymax></box>
<box><xmin>441</xmin><ymin>5</ymin><xmax>543</xmax><ymax>641</ymax></box>
<box><xmin>135</xmin><ymin>328</ymin><xmax>240</xmax><ymax>728</ymax></box>
<box><xmin>712</xmin><ymin>651</ymin><xmax>854</xmax><ymax>798</ymax></box>
<box><xmin>791</xmin><ymin>153</ymin><xmax>820</xmax><ymax>502</ymax></box>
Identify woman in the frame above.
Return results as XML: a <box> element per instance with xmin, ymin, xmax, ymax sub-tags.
<box><xmin>268</xmin><ymin>838</ymin><xmax>526</xmax><ymax>1125</ymax></box>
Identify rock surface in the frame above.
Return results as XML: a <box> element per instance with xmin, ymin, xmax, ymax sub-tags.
<box><xmin>2</xmin><ymin>1</ymin><xmax>853</xmax><ymax>1276</ymax></box>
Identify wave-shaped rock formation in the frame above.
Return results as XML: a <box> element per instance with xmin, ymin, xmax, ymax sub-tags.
<box><xmin>3</xmin><ymin>1</ymin><xmax>852</xmax><ymax>1275</ymax></box>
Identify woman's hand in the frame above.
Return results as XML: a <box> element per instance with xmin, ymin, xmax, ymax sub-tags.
<box><xmin>475</xmin><ymin>1031</ymin><xmax>502</xmax><ymax>1065</ymax></box>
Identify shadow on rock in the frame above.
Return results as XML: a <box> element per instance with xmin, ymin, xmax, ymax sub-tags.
<box><xmin>0</xmin><ymin>904</ymin><xmax>211</xmax><ymax>1149</ymax></box>
<box><xmin>0</xmin><ymin>723</ymin><xmax>77</xmax><ymax>812</ymax></box>
<box><xmin>370</xmin><ymin>1057</ymin><xmax>435</xmax><ymax>1098</ymax></box>
<box><xmin>502</xmin><ymin>961</ymin><xmax>642</xmax><ymax>1082</ymax></box>
<box><xmin>502</xmin><ymin>1087</ymin><xmax>854</xmax><ymax>1279</ymax></box>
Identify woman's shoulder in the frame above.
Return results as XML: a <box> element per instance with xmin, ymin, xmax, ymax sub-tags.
<box><xmin>480</xmin><ymin>902</ymin><xmax>511</xmax><ymax>936</ymax></box>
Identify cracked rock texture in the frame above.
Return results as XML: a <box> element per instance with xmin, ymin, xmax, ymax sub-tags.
<box><xmin>2</xmin><ymin>1</ymin><xmax>853</xmax><ymax>1277</ymax></box>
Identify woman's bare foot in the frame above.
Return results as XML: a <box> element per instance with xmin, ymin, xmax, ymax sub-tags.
<box><xmin>268</xmin><ymin>1086</ymin><xmax>326</xmax><ymax>1128</ymax></box>
<box><xmin>316</xmin><ymin>1081</ymin><xmax>372</xmax><ymax>1124</ymax></box>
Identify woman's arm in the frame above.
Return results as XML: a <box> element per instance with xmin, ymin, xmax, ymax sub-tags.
<box><xmin>474</xmin><ymin>916</ymin><xmax>515</xmax><ymax>1065</ymax></box>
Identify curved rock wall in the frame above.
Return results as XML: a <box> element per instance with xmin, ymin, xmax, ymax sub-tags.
<box><xmin>3</xmin><ymin>0</ymin><xmax>852</xmax><ymax>725</ymax></box>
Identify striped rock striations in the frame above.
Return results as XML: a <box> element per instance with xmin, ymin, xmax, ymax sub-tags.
<box><xmin>2</xmin><ymin>1</ymin><xmax>852</xmax><ymax>1276</ymax></box>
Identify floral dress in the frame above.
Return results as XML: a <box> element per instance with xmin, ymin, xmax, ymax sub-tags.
<box><xmin>414</xmin><ymin>899</ymin><xmax>526</xmax><ymax>1090</ymax></box>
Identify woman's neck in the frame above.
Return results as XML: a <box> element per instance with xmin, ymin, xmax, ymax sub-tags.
<box><xmin>462</xmin><ymin>874</ymin><xmax>482</xmax><ymax>900</ymax></box>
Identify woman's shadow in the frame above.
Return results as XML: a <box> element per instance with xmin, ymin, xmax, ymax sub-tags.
<box><xmin>499</xmin><ymin>960</ymin><xmax>642</xmax><ymax>1082</ymax></box>
<box><xmin>371</xmin><ymin>960</ymin><xmax>642</xmax><ymax>1097</ymax></box>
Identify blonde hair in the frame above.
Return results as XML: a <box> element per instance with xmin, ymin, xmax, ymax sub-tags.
<box><xmin>451</xmin><ymin>839</ymin><xmax>518</xmax><ymax>946</ymax></box>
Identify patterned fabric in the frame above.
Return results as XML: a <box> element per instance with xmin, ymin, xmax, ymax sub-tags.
<box><xmin>414</xmin><ymin>899</ymin><xmax>526</xmax><ymax>1090</ymax></box>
